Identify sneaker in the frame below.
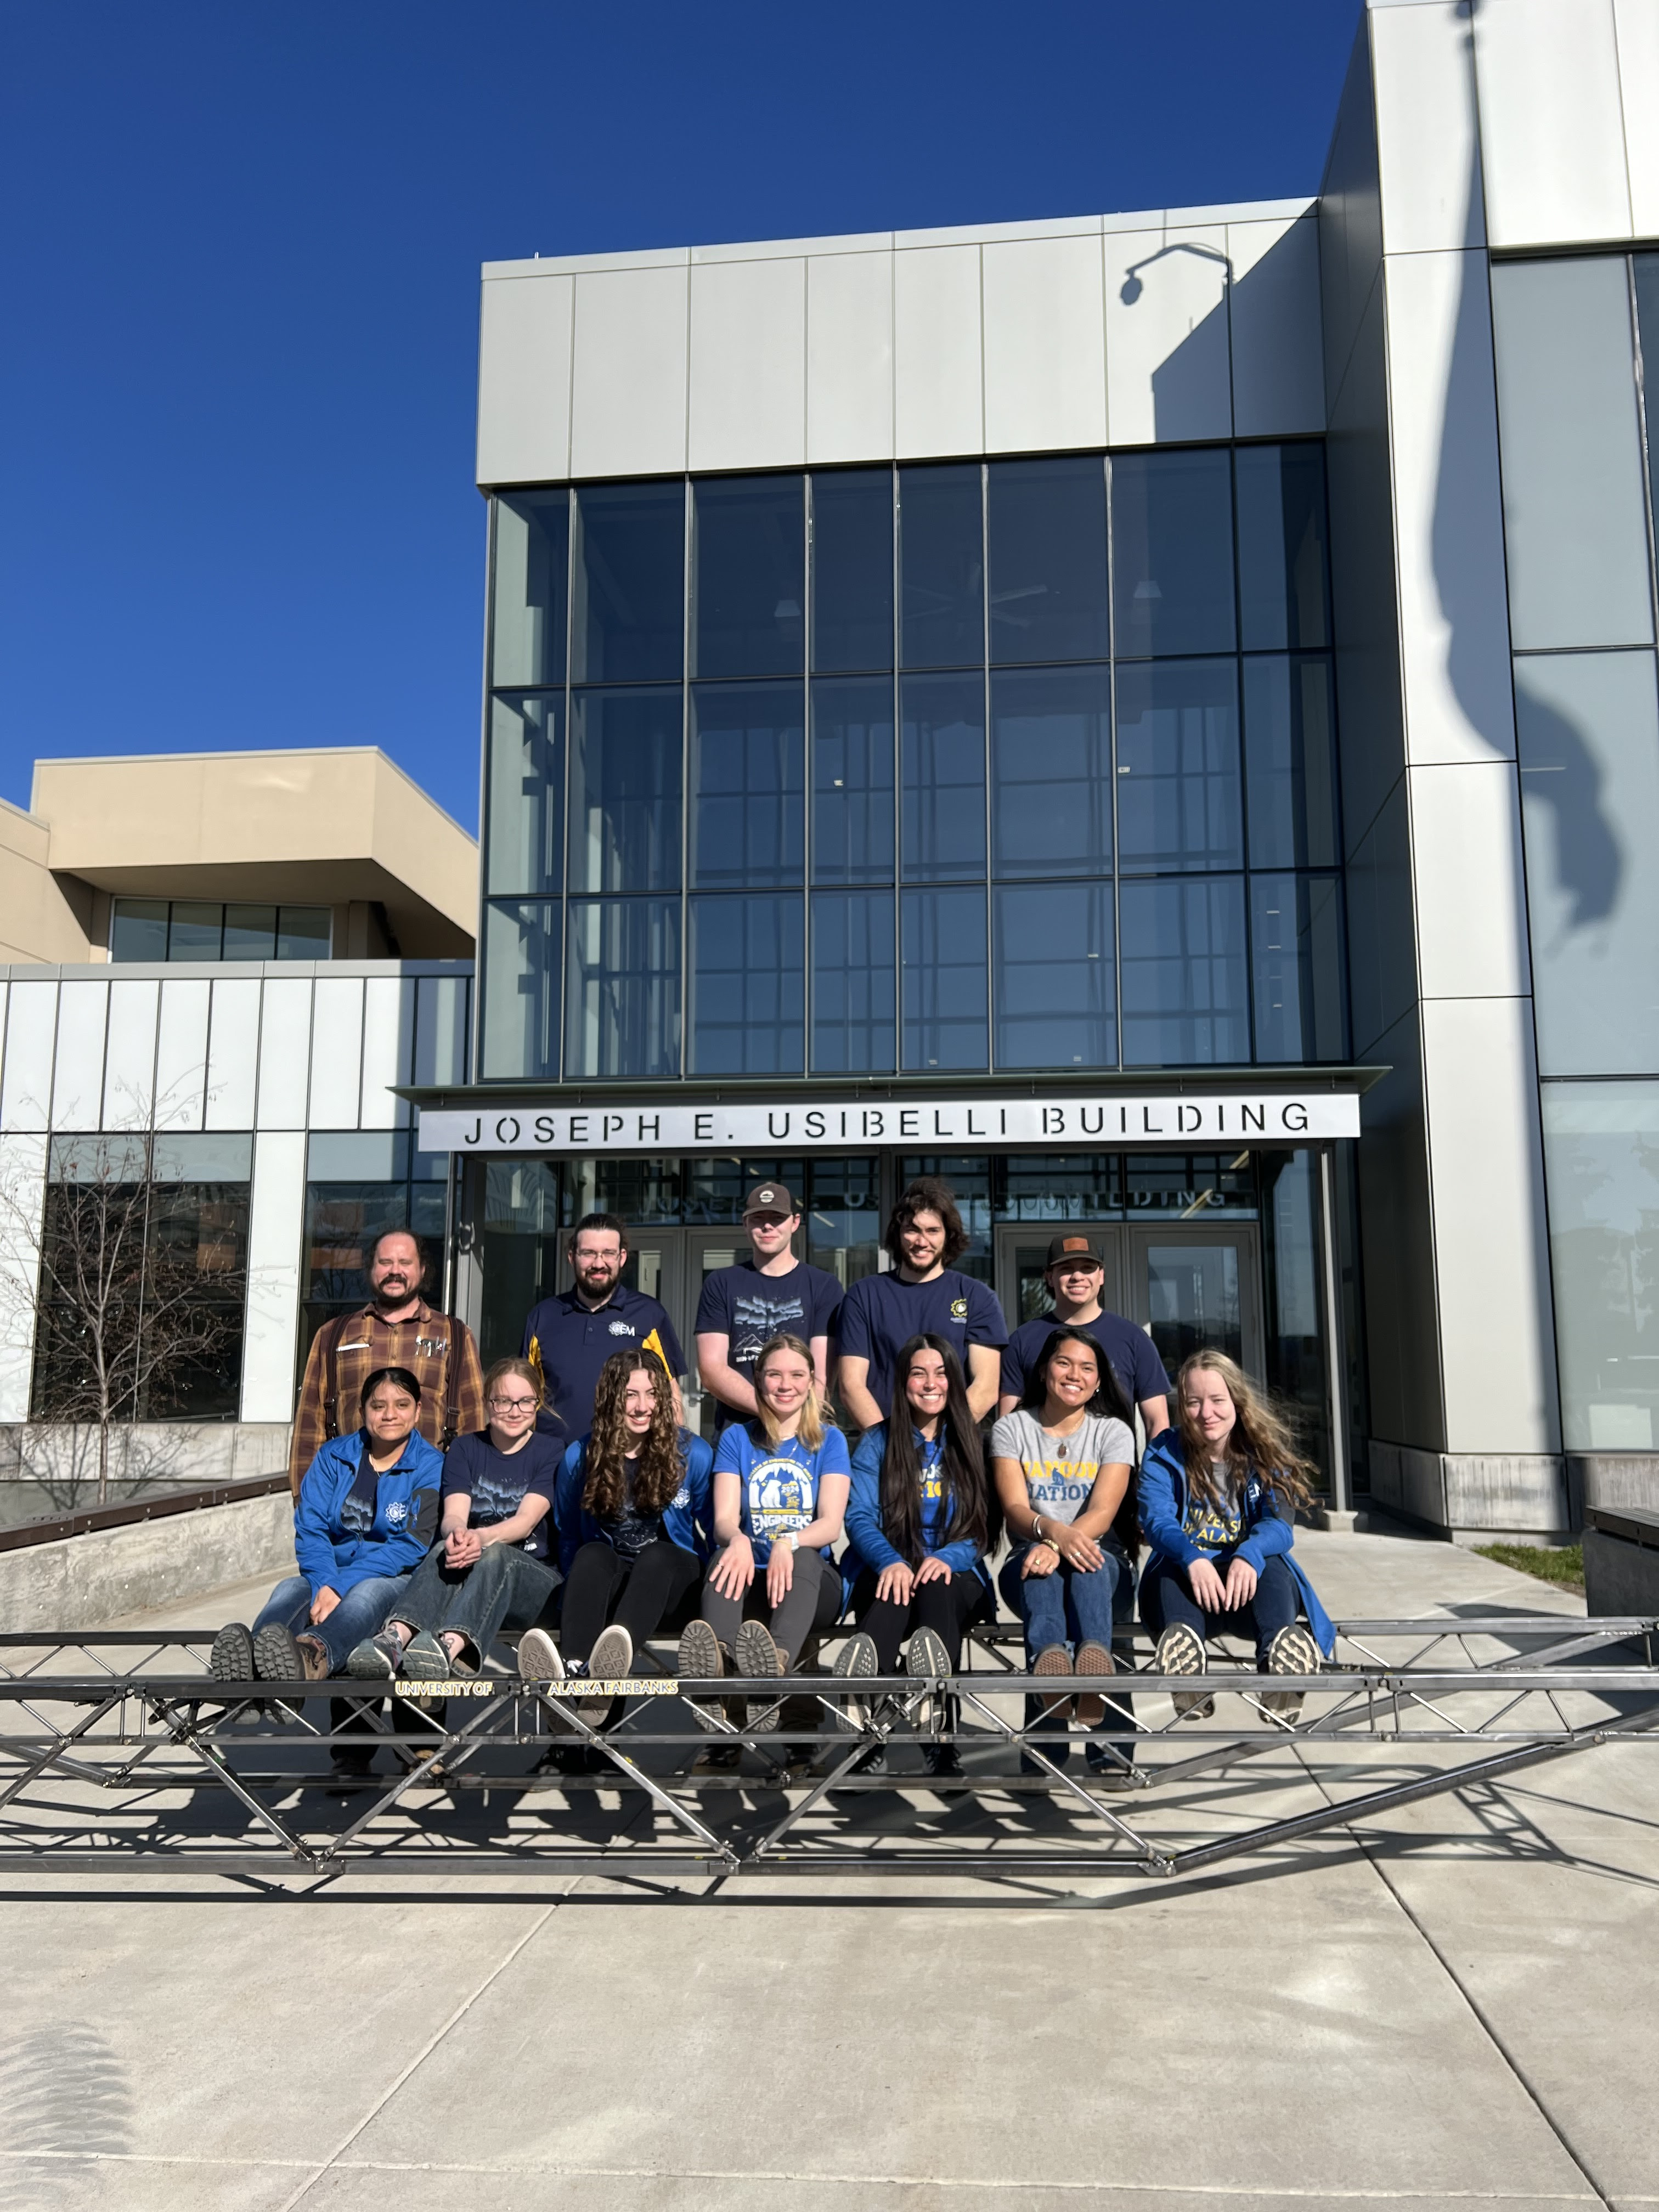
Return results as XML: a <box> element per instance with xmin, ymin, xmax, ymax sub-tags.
<box><xmin>696</xmin><ymin>1741</ymin><xmax>743</xmax><ymax>1773</ymax></box>
<box><xmin>209</xmin><ymin>1624</ymin><xmax>254</xmax><ymax>1685</ymax></box>
<box><xmin>345</xmin><ymin>1631</ymin><xmax>404</xmax><ymax>1681</ymax></box>
<box><xmin>832</xmin><ymin>1630</ymin><xmax>879</xmax><ymax>1733</ymax></box>
<box><xmin>581</xmin><ymin>1624</ymin><xmax>633</xmax><ymax>1722</ymax></box>
<box><xmin>532</xmin><ymin>1741</ymin><xmax>597</xmax><ymax>1779</ymax></box>
<box><xmin>1156</xmin><ymin>1622</ymin><xmax>1212</xmax><ymax>1720</ymax></box>
<box><xmin>1261</xmin><ymin>1624</ymin><xmax>1321</xmax><ymax>1720</ymax></box>
<box><xmin>906</xmin><ymin>1624</ymin><xmax>951</xmax><ymax>1733</ymax></box>
<box><xmin>251</xmin><ymin>1624</ymin><xmax>306</xmax><ymax>1681</ymax></box>
<box><xmin>516</xmin><ymin>1627</ymin><xmax>565</xmax><ymax>1681</ymax></box>
<box><xmin>399</xmin><ymin>1630</ymin><xmax>450</xmax><ymax>1682</ymax></box>
<box><xmin>922</xmin><ymin>1741</ymin><xmax>962</xmax><ymax>1780</ymax></box>
<box><xmin>1073</xmin><ymin>1639</ymin><xmax>1114</xmax><ymax>1729</ymax></box>
<box><xmin>676</xmin><ymin>1620</ymin><xmax>726</xmax><ymax>1734</ymax></box>
<box><xmin>734</xmin><ymin>1618</ymin><xmax>785</xmax><ymax>1684</ymax></box>
<box><xmin>1032</xmin><ymin>1643</ymin><xmax>1074</xmax><ymax>1723</ymax></box>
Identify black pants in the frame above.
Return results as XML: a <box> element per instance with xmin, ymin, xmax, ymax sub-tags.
<box><xmin>1139</xmin><ymin>1552</ymin><xmax>1300</xmax><ymax>1664</ymax></box>
<box><xmin>560</xmin><ymin>1539</ymin><xmax>703</xmax><ymax>1666</ymax></box>
<box><xmin>700</xmin><ymin>1544</ymin><xmax>842</xmax><ymax>1667</ymax></box>
<box><xmin>849</xmin><ymin>1566</ymin><xmax>991</xmax><ymax>1673</ymax></box>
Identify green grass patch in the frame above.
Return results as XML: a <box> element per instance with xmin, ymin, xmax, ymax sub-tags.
<box><xmin>1474</xmin><ymin>1541</ymin><xmax>1584</xmax><ymax>1593</ymax></box>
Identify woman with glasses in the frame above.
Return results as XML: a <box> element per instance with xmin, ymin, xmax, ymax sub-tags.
<box><xmin>345</xmin><ymin>1357</ymin><xmax>563</xmax><ymax>1680</ymax></box>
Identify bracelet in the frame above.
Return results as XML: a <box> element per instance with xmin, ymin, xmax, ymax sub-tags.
<box><xmin>1032</xmin><ymin>1515</ymin><xmax>1045</xmax><ymax>1542</ymax></box>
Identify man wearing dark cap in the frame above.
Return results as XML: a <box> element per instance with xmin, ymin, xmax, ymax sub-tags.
<box><xmin>694</xmin><ymin>1182</ymin><xmax>843</xmax><ymax>1429</ymax></box>
<box><xmin>997</xmin><ymin>1232</ymin><xmax>1172</xmax><ymax>1440</ymax></box>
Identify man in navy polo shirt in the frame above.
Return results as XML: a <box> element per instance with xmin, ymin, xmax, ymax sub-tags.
<box><xmin>998</xmin><ymin>1231</ymin><xmax>1172</xmax><ymax>1440</ymax></box>
<box><xmin>695</xmin><ymin>1181</ymin><xmax>843</xmax><ymax>1430</ymax></box>
<box><xmin>521</xmin><ymin>1211</ymin><xmax>685</xmax><ymax>1441</ymax></box>
<box><xmin>837</xmin><ymin>1176</ymin><xmax>1007</xmax><ymax>1427</ymax></box>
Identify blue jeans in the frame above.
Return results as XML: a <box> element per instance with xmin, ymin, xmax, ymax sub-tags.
<box><xmin>391</xmin><ymin>1543</ymin><xmax>562</xmax><ymax>1664</ymax></box>
<box><xmin>252</xmin><ymin>1572</ymin><xmax>413</xmax><ymax>1676</ymax></box>
<box><xmin>1139</xmin><ymin>1553</ymin><xmax>1300</xmax><ymax>1664</ymax></box>
<box><xmin>998</xmin><ymin>1543</ymin><xmax>1124</xmax><ymax>1666</ymax></box>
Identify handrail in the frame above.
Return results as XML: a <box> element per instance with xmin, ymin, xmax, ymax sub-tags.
<box><xmin>0</xmin><ymin>1472</ymin><xmax>289</xmax><ymax>1554</ymax></box>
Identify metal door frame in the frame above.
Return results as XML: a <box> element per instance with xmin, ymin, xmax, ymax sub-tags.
<box><xmin>1126</xmin><ymin>1221</ymin><xmax>1264</xmax><ymax>1378</ymax></box>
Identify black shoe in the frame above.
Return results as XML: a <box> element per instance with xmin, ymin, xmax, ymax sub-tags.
<box><xmin>209</xmin><ymin>1624</ymin><xmax>254</xmax><ymax>1684</ymax></box>
<box><xmin>922</xmin><ymin>1742</ymin><xmax>962</xmax><ymax>1779</ymax></box>
<box><xmin>324</xmin><ymin>1756</ymin><xmax>376</xmax><ymax>1796</ymax></box>
<box><xmin>532</xmin><ymin>1742</ymin><xmax>597</xmax><ymax>1778</ymax></box>
<box><xmin>252</xmin><ymin>1624</ymin><xmax>306</xmax><ymax>1681</ymax></box>
<box><xmin>1021</xmin><ymin>1736</ymin><xmax>1071</xmax><ymax>1778</ymax></box>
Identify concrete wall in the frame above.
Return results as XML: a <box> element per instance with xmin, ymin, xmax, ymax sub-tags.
<box><xmin>0</xmin><ymin>1489</ymin><xmax>295</xmax><ymax>1633</ymax></box>
<box><xmin>0</xmin><ymin>797</ymin><xmax>93</xmax><ymax>966</ymax></box>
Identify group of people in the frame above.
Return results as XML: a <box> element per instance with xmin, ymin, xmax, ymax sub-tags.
<box><xmin>211</xmin><ymin>1175</ymin><xmax>1332</xmax><ymax>1787</ymax></box>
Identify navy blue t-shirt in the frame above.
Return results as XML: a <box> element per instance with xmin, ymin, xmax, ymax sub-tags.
<box><xmin>440</xmin><ymin>1430</ymin><xmax>562</xmax><ymax>1561</ymax></box>
<box><xmin>522</xmin><ymin>1285</ymin><xmax>686</xmax><ymax>1442</ymax></box>
<box><xmin>999</xmin><ymin>1309</ymin><xmax>1171</xmax><ymax>1420</ymax></box>
<box><xmin>836</xmin><ymin>1268</ymin><xmax>1007</xmax><ymax>1419</ymax></box>
<box><xmin>694</xmin><ymin>1258</ymin><xmax>844</xmax><ymax>1422</ymax></box>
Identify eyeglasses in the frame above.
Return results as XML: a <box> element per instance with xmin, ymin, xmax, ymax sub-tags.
<box><xmin>488</xmin><ymin>1396</ymin><xmax>538</xmax><ymax>1413</ymax></box>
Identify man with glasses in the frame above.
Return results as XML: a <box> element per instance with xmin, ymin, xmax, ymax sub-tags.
<box><xmin>695</xmin><ymin>1182</ymin><xmax>842</xmax><ymax>1431</ymax></box>
<box><xmin>997</xmin><ymin>1233</ymin><xmax>1171</xmax><ymax>1440</ymax></box>
<box><xmin>521</xmin><ymin>1211</ymin><xmax>685</xmax><ymax>1440</ymax></box>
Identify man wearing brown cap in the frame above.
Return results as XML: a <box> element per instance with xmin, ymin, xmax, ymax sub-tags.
<box><xmin>997</xmin><ymin>1232</ymin><xmax>1171</xmax><ymax>1439</ymax></box>
<box><xmin>694</xmin><ymin>1182</ymin><xmax>843</xmax><ymax>1430</ymax></box>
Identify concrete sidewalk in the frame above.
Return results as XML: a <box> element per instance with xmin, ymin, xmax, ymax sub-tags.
<box><xmin>0</xmin><ymin>1521</ymin><xmax>1654</xmax><ymax>2211</ymax></box>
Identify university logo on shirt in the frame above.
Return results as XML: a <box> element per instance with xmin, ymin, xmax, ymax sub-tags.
<box><xmin>746</xmin><ymin>1454</ymin><xmax>814</xmax><ymax>1537</ymax></box>
<box><xmin>950</xmin><ymin>1299</ymin><xmax>968</xmax><ymax>1321</ymax></box>
<box><xmin>1023</xmin><ymin>1457</ymin><xmax>1097</xmax><ymax>1511</ymax></box>
<box><xmin>383</xmin><ymin>1498</ymin><xmax>409</xmax><ymax>1526</ymax></box>
<box><xmin>608</xmin><ymin>1319</ymin><xmax>636</xmax><ymax>1338</ymax></box>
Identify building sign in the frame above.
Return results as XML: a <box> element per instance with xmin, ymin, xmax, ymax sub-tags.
<box><xmin>417</xmin><ymin>1092</ymin><xmax>1359</xmax><ymax>1155</ymax></box>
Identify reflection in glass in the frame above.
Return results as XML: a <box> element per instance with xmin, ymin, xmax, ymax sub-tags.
<box><xmin>689</xmin><ymin>894</ymin><xmax>804</xmax><ymax>1074</ymax></box>
<box><xmin>803</xmin><ymin>1157</ymin><xmax>882</xmax><ymax>1287</ymax></box>
<box><xmin>899</xmin><ymin>464</ymin><xmax>984</xmax><ymax>668</ymax></box>
<box><xmin>110</xmin><ymin>900</ymin><xmax>168</xmax><ymax>962</ymax></box>
<box><xmin>811</xmin><ymin>890</ymin><xmax>895</xmax><ymax>1074</ymax></box>
<box><xmin>1116</xmin><ymin>659</ymin><xmax>1243</xmax><ymax>873</ymax></box>
<box><xmin>1243</xmin><ymin>656</ymin><xmax>1338</xmax><ymax>868</ymax></box>
<box><xmin>492</xmin><ymin>489</ymin><xmax>569</xmax><ymax>687</ymax></box>
<box><xmin>571</xmin><ymin>482</ymin><xmax>685</xmax><ymax>682</ymax></box>
<box><xmin>901</xmin><ymin>674</ymin><xmax>985</xmax><ymax>883</ymax></box>
<box><xmin>275</xmin><ymin>909</ymin><xmax>331</xmax><ymax>961</ymax></box>
<box><xmin>1119</xmin><ymin>876</ymin><xmax>1249</xmax><ymax>1064</ymax></box>
<box><xmin>1111</xmin><ymin>448</ymin><xmax>1235</xmax><ymax>658</ymax></box>
<box><xmin>564</xmin><ymin>898</ymin><xmax>681</xmax><ymax>1079</ymax></box>
<box><xmin>811</xmin><ymin>470</ymin><xmax>894</xmax><ymax>672</ymax></box>
<box><xmin>1541</xmin><ymin>1080</ymin><xmax>1659</xmax><ymax>1451</ymax></box>
<box><xmin>1144</xmin><ymin>1242</ymin><xmax>1243</xmax><ymax>1372</ymax></box>
<box><xmin>1250</xmin><ymin>874</ymin><xmax>1347</xmax><ymax>1063</ymax></box>
<box><xmin>168</xmin><ymin>904</ymin><xmax>222</xmax><ymax>960</ymax></box>
<box><xmin>481</xmin><ymin>899</ymin><xmax>561</xmax><ymax>1080</ymax></box>
<box><xmin>990</xmin><ymin>665</ymin><xmax>1113</xmax><ymax>879</ymax></box>
<box><xmin>901</xmin><ymin>888</ymin><xmax>988</xmax><ymax>1070</ymax></box>
<box><xmin>223</xmin><ymin>905</ymin><xmax>278</xmax><ymax>960</ymax></box>
<box><xmin>986</xmin><ymin>455</ymin><xmax>1110</xmax><ymax>664</ymax></box>
<box><xmin>994</xmin><ymin>883</ymin><xmax>1116</xmax><ymax>1070</ymax></box>
<box><xmin>691</xmin><ymin>682</ymin><xmax>804</xmax><ymax>888</ymax></box>
<box><xmin>692</xmin><ymin>475</ymin><xmax>804</xmax><ymax>679</ymax></box>
<box><xmin>1490</xmin><ymin>257</ymin><xmax>1654</xmax><ymax>651</ymax></box>
<box><xmin>811</xmin><ymin>677</ymin><xmax>894</xmax><ymax>884</ymax></box>
<box><xmin>568</xmin><ymin>687</ymin><xmax>682</xmax><ymax>894</ymax></box>
<box><xmin>486</xmin><ymin>692</ymin><xmax>563</xmax><ymax>898</ymax></box>
<box><xmin>1234</xmin><ymin>445</ymin><xmax>1329</xmax><ymax>651</ymax></box>
<box><xmin>1515</xmin><ymin>650</ymin><xmax>1659</xmax><ymax>1075</ymax></box>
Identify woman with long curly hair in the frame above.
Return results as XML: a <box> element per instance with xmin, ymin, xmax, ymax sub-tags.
<box><xmin>1137</xmin><ymin>1349</ymin><xmax>1334</xmax><ymax>1722</ymax></box>
<box><xmin>521</xmin><ymin>1349</ymin><xmax>712</xmax><ymax>1716</ymax></box>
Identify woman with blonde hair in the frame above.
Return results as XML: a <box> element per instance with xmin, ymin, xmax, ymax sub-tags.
<box><xmin>1137</xmin><ymin>1349</ymin><xmax>1333</xmax><ymax>1722</ymax></box>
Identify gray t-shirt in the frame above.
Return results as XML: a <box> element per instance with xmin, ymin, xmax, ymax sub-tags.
<box><xmin>990</xmin><ymin>1409</ymin><xmax>1136</xmax><ymax>1527</ymax></box>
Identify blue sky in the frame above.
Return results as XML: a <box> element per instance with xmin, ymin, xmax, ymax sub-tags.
<box><xmin>0</xmin><ymin>2</ymin><xmax>1360</xmax><ymax>836</ymax></box>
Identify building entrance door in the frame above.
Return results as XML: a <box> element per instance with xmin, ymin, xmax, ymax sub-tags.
<box><xmin>1127</xmin><ymin>1225</ymin><xmax>1262</xmax><ymax>1383</ymax></box>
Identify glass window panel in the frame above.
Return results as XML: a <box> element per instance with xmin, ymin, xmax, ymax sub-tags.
<box><xmin>1000</xmin><ymin>1155</ymin><xmax>1124</xmax><ymax>1222</ymax></box>
<box><xmin>1116</xmin><ymin>659</ymin><xmax>1243</xmax><ymax>873</ymax></box>
<box><xmin>564</xmin><ymin>897</ymin><xmax>681</xmax><ymax>1079</ymax></box>
<box><xmin>560</xmin><ymin>1158</ymin><xmax>682</xmax><ymax>1227</ymax></box>
<box><xmin>1125</xmin><ymin>1153</ymin><xmax>1256</xmax><ymax>1216</ymax></box>
<box><xmin>684</xmin><ymin>1158</ymin><xmax>809</xmax><ymax>1225</ymax></box>
<box><xmin>811</xmin><ymin>469</ymin><xmax>893</xmax><ymax>673</ymax></box>
<box><xmin>692</xmin><ymin>475</ymin><xmax>804</xmax><ymax>679</ymax></box>
<box><xmin>492</xmin><ymin>488</ymin><xmax>568</xmax><ymax>687</ymax></box>
<box><xmin>1516</xmin><ymin>650</ymin><xmax>1659</xmax><ymax>1075</ymax></box>
<box><xmin>308</xmin><ymin>1132</ymin><xmax>407</xmax><ymax>1181</ymax></box>
<box><xmin>691</xmin><ymin>681</ymin><xmax>804</xmax><ymax>888</ymax></box>
<box><xmin>1234</xmin><ymin>444</ymin><xmax>1329</xmax><ymax>651</ymax></box>
<box><xmin>167</xmin><ymin>903</ymin><xmax>222</xmax><ymax>959</ymax></box>
<box><xmin>901</xmin><ymin>887</ymin><xmax>988</xmax><ymax>1070</ymax></box>
<box><xmin>901</xmin><ymin>673</ymin><xmax>986</xmax><ymax>883</ymax></box>
<box><xmin>1490</xmin><ymin>257</ymin><xmax>1654</xmax><ymax>651</ymax></box>
<box><xmin>568</xmin><ymin>686</ymin><xmax>683</xmax><ymax>894</ymax></box>
<box><xmin>990</xmin><ymin>665</ymin><xmax>1113</xmax><ymax>879</ymax></box>
<box><xmin>1541</xmin><ymin>1080</ymin><xmax>1659</xmax><ymax>1451</ymax></box>
<box><xmin>986</xmin><ymin>455</ymin><xmax>1110</xmax><ymax>664</ymax></box>
<box><xmin>899</xmin><ymin>464</ymin><xmax>984</xmax><ymax>669</ymax></box>
<box><xmin>1243</xmin><ymin>655</ymin><xmax>1338</xmax><ymax>869</ymax></box>
<box><xmin>222</xmin><ymin>905</ymin><xmax>276</xmax><ymax>961</ymax></box>
<box><xmin>1250</xmin><ymin>873</ymin><xmax>1348</xmax><ymax>1064</ymax></box>
<box><xmin>110</xmin><ymin>900</ymin><xmax>168</xmax><ymax>962</ymax></box>
<box><xmin>486</xmin><ymin>691</ymin><xmax>564</xmax><ymax>898</ymax></box>
<box><xmin>993</xmin><ymin>882</ymin><xmax>1116</xmax><ymax>1070</ymax></box>
<box><xmin>811</xmin><ymin>675</ymin><xmax>895</xmax><ymax>885</ymax></box>
<box><xmin>275</xmin><ymin>908</ymin><xmax>331</xmax><ymax>960</ymax></box>
<box><xmin>803</xmin><ymin>1157</ymin><xmax>881</xmax><ymax>1287</ymax></box>
<box><xmin>1119</xmin><ymin>876</ymin><xmax>1250</xmax><ymax>1065</ymax></box>
<box><xmin>689</xmin><ymin>894</ymin><xmax>804</xmax><ymax>1074</ymax></box>
<box><xmin>481</xmin><ymin>899</ymin><xmax>562</xmax><ymax>1080</ymax></box>
<box><xmin>151</xmin><ymin>1132</ymin><xmax>254</xmax><ymax>1182</ymax></box>
<box><xmin>1111</xmin><ymin>448</ymin><xmax>1236</xmax><ymax>658</ymax></box>
<box><xmin>571</xmin><ymin>481</ymin><xmax>685</xmax><ymax>682</ymax></box>
<box><xmin>811</xmin><ymin>889</ymin><xmax>895</xmax><ymax>1074</ymax></box>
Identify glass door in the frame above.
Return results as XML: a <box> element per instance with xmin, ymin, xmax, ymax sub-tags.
<box><xmin>1128</xmin><ymin>1225</ymin><xmax>1262</xmax><ymax>1383</ymax></box>
<box><xmin>684</xmin><ymin>1229</ymin><xmax>746</xmax><ymax>1439</ymax></box>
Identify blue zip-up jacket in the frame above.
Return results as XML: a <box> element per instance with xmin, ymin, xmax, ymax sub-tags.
<box><xmin>292</xmin><ymin>1429</ymin><xmax>444</xmax><ymax>1596</ymax></box>
<box><xmin>1137</xmin><ymin>1432</ymin><xmax>1334</xmax><ymax>1656</ymax></box>
<box><xmin>554</xmin><ymin>1429</ymin><xmax>715</xmax><ymax>1574</ymax></box>
<box><xmin>846</xmin><ymin>1424</ymin><xmax>990</xmax><ymax>1596</ymax></box>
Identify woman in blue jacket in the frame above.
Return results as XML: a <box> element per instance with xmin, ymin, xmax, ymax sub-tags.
<box><xmin>1138</xmin><ymin>1348</ymin><xmax>1333</xmax><ymax>1722</ymax></box>
<box><xmin>835</xmin><ymin>1335</ymin><xmax>992</xmax><ymax>1772</ymax></box>
<box><xmin>210</xmin><ymin>1366</ymin><xmax>443</xmax><ymax>1683</ymax></box>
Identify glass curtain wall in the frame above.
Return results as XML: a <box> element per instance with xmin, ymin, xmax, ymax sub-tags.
<box><xmin>300</xmin><ymin>1133</ymin><xmax>452</xmax><ymax>1380</ymax></box>
<box><xmin>479</xmin><ymin>447</ymin><xmax>1348</xmax><ymax>1082</ymax></box>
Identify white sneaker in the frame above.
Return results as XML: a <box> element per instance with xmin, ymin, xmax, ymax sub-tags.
<box><xmin>1156</xmin><ymin>1623</ymin><xmax>1213</xmax><ymax>1721</ymax></box>
<box><xmin>516</xmin><ymin>1627</ymin><xmax>564</xmax><ymax>1681</ymax></box>
<box><xmin>1261</xmin><ymin>1624</ymin><xmax>1321</xmax><ymax>1720</ymax></box>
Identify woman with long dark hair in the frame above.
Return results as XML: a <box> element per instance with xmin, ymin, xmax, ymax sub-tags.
<box><xmin>1138</xmin><ymin>1350</ymin><xmax>1331</xmax><ymax>1721</ymax></box>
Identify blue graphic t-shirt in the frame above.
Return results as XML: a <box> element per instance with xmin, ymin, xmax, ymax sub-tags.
<box><xmin>713</xmin><ymin>1420</ymin><xmax>853</xmax><ymax>1564</ymax></box>
<box><xmin>440</xmin><ymin>1431</ymin><xmax>561</xmax><ymax>1561</ymax></box>
<box><xmin>695</xmin><ymin>1259</ymin><xmax>844</xmax><ymax>1427</ymax></box>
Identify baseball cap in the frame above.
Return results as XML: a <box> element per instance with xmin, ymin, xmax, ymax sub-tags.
<box><xmin>743</xmin><ymin>1181</ymin><xmax>798</xmax><ymax>1217</ymax></box>
<box><xmin>1046</xmin><ymin>1232</ymin><xmax>1105</xmax><ymax>1268</ymax></box>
